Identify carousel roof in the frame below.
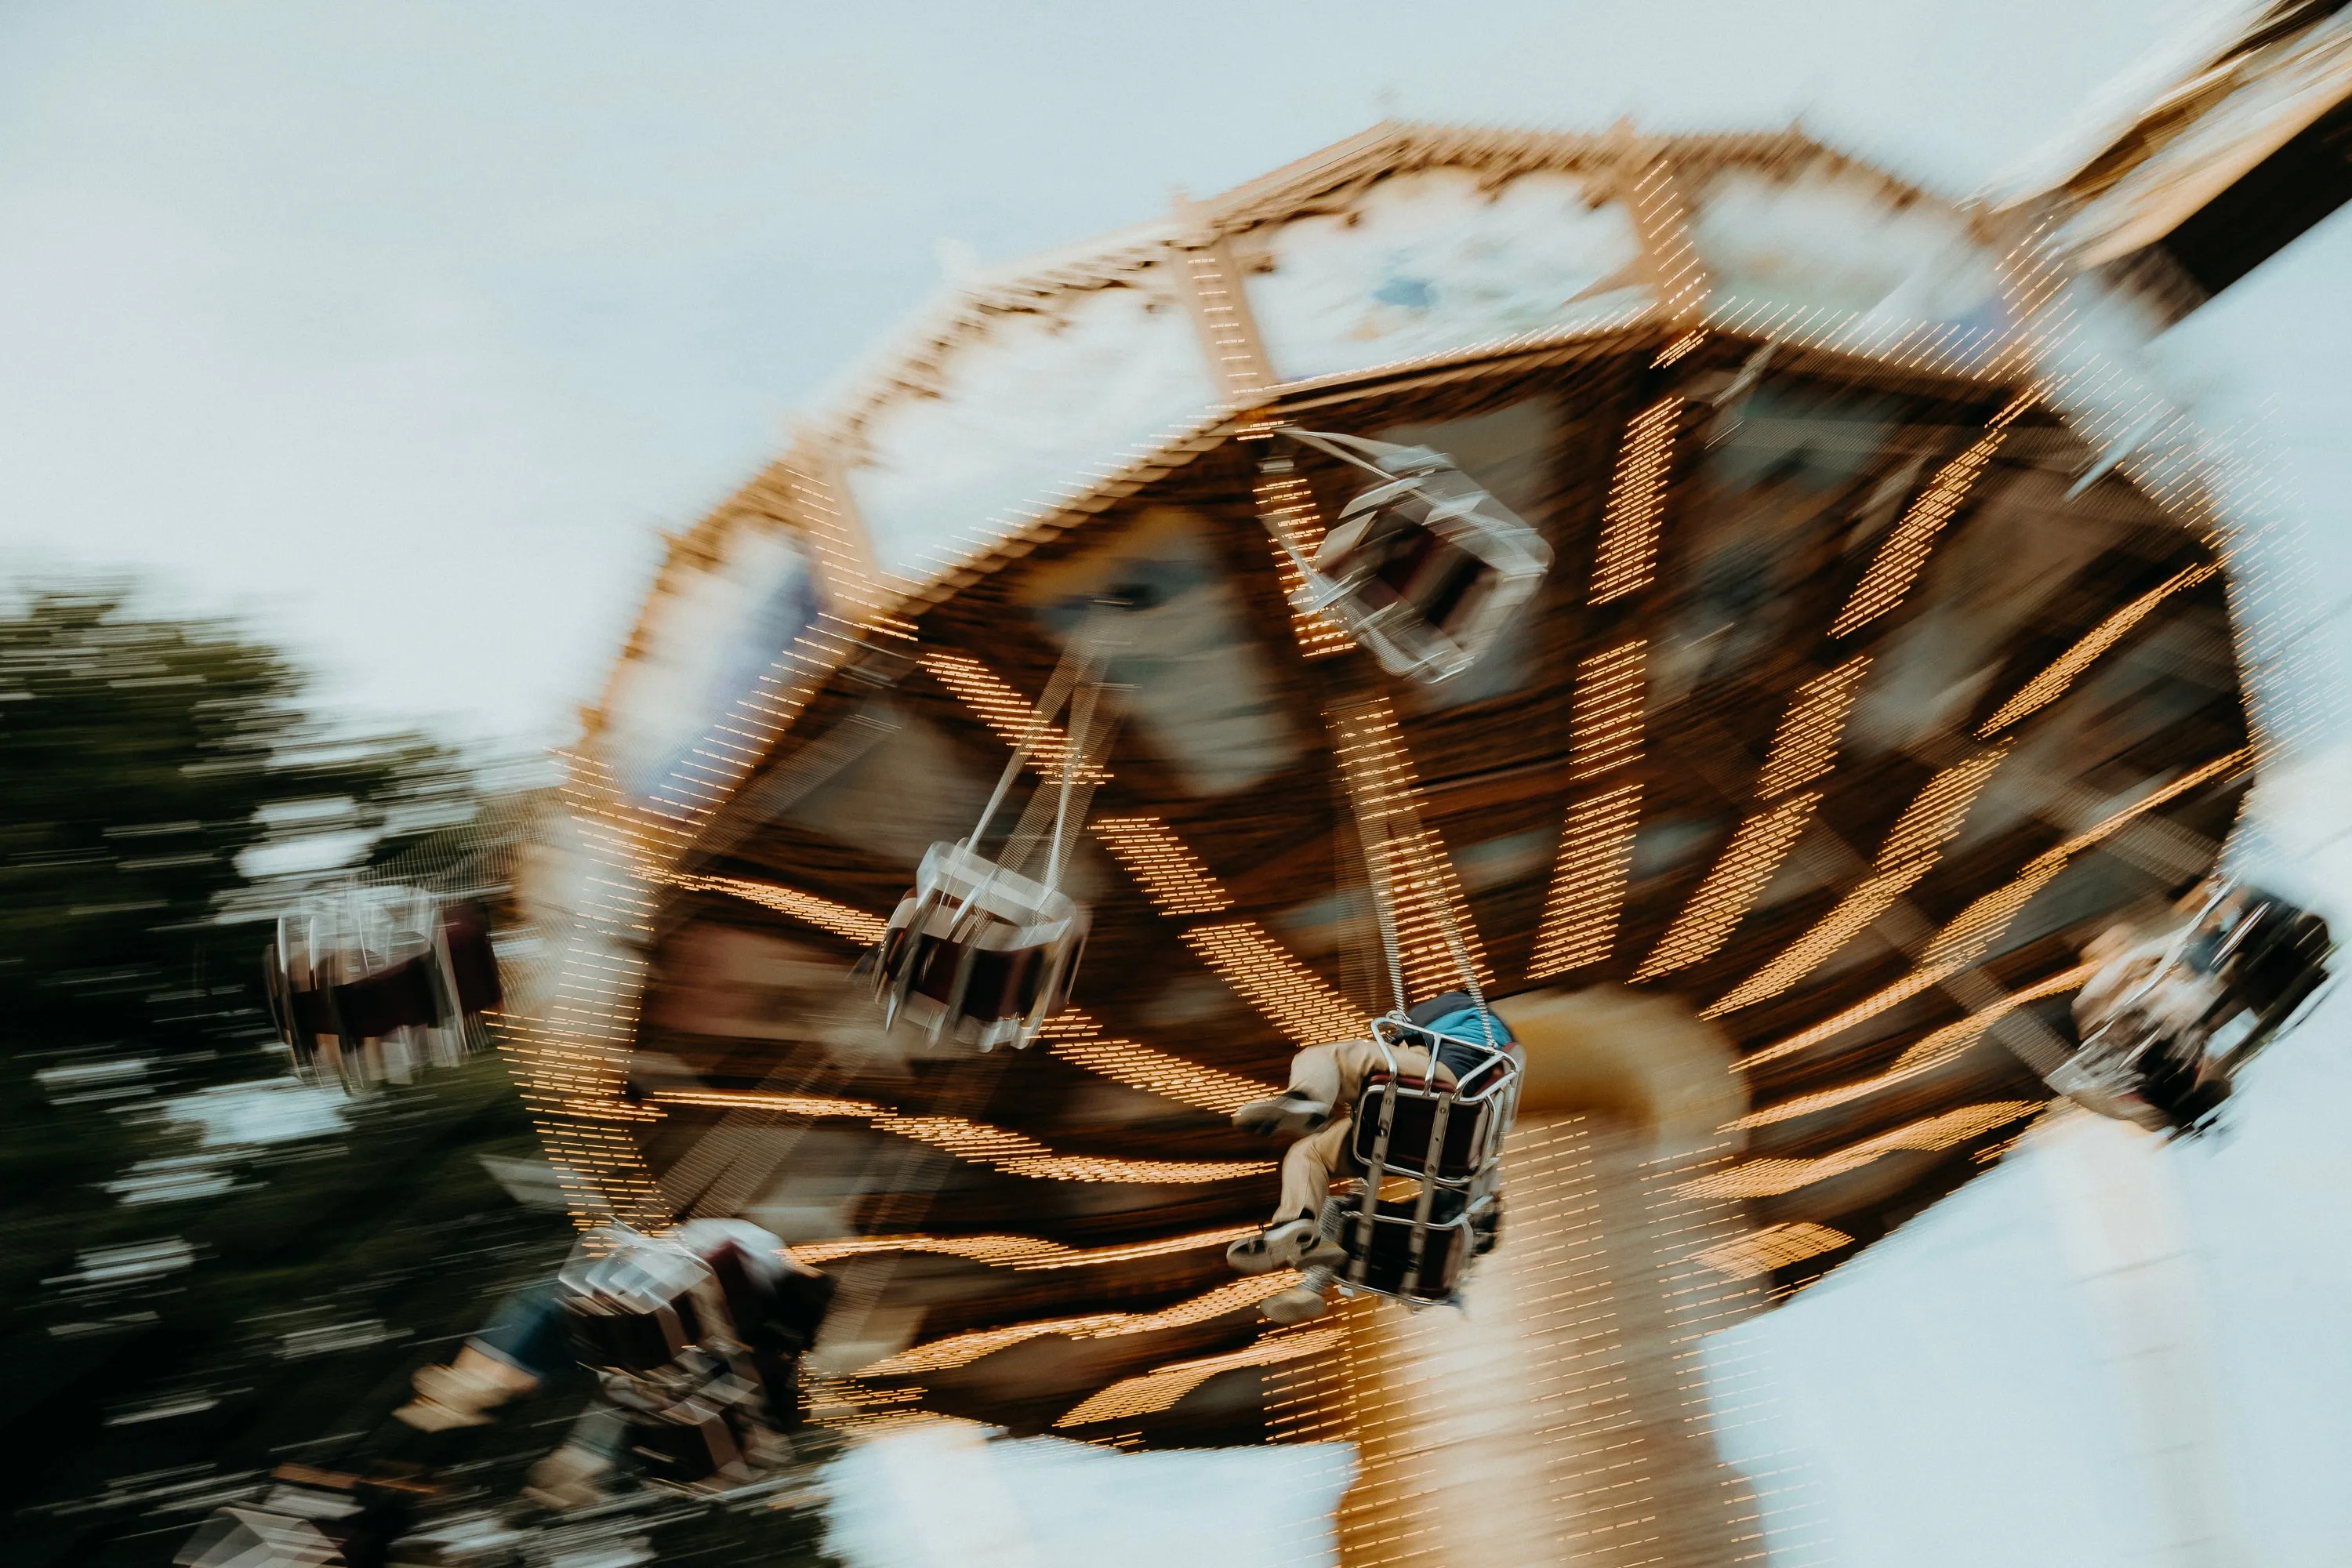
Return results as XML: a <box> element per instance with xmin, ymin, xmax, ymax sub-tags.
<box><xmin>1998</xmin><ymin>0</ymin><xmax>2352</xmax><ymax>299</ymax></box>
<box><xmin>524</xmin><ymin>118</ymin><xmax>2257</xmax><ymax>1447</ymax></box>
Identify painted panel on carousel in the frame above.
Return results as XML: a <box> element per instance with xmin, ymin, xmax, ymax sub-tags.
<box><xmin>1241</xmin><ymin>167</ymin><xmax>1645</xmax><ymax>384</ymax></box>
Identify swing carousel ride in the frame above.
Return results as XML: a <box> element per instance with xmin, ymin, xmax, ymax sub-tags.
<box><xmin>262</xmin><ymin>5</ymin><xmax>2352</xmax><ymax>1534</ymax></box>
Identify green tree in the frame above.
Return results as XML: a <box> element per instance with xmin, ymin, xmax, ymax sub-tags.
<box><xmin>2</xmin><ymin>588</ymin><xmax>829</xmax><ymax>1567</ymax></box>
<box><xmin>1</xmin><ymin>587</ymin><xmax>465</xmax><ymax>1260</ymax></box>
<box><xmin>0</xmin><ymin>586</ymin><xmax>538</xmax><ymax>1560</ymax></box>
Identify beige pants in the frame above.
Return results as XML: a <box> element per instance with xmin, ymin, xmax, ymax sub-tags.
<box><xmin>1273</xmin><ymin>1038</ymin><xmax>1454</xmax><ymax>1223</ymax></box>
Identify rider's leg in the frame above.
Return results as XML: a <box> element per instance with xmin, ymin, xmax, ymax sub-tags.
<box><xmin>394</xmin><ymin>1281</ymin><xmax>563</xmax><ymax>1433</ymax></box>
<box><xmin>1234</xmin><ymin>1038</ymin><xmax>1454</xmax><ymax>1137</ymax></box>
<box><xmin>1262</xmin><ymin>1264</ymin><xmax>1337</xmax><ymax>1324</ymax></box>
<box><xmin>524</xmin><ymin>1406</ymin><xmax>628</xmax><ymax>1512</ymax></box>
<box><xmin>1276</xmin><ymin>1119</ymin><xmax>1353</xmax><ymax>1225</ymax></box>
<box><xmin>1232</xmin><ymin>1043</ymin><xmax>1346</xmax><ymax>1136</ymax></box>
<box><xmin>1227</xmin><ymin>1120</ymin><xmax>1352</xmax><ymax>1274</ymax></box>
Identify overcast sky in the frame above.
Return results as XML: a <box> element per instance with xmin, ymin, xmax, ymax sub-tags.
<box><xmin>0</xmin><ymin>0</ymin><xmax>2313</xmax><ymax>750</ymax></box>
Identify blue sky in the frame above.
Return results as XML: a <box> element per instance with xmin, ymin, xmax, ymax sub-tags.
<box><xmin>0</xmin><ymin>0</ymin><xmax>2310</xmax><ymax>749</ymax></box>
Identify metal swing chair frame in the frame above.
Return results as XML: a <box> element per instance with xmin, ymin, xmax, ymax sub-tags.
<box><xmin>1258</xmin><ymin>426</ymin><xmax>1552</xmax><ymax>686</ymax></box>
<box><xmin>1325</xmin><ymin>1009</ymin><xmax>1523</xmax><ymax>1308</ymax></box>
<box><xmin>872</xmin><ymin>633</ymin><xmax>1118</xmax><ymax>1051</ymax></box>
<box><xmin>2054</xmin><ymin>877</ymin><xmax>2333</xmax><ymax>1129</ymax></box>
<box><xmin>263</xmin><ymin>885</ymin><xmax>500</xmax><ymax>1099</ymax></box>
<box><xmin>1309</xmin><ymin>739</ymin><xmax>1525</xmax><ymax>1309</ymax></box>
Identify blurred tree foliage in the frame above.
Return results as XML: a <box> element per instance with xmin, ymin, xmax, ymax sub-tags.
<box><xmin>2</xmin><ymin>588</ymin><xmax>836</xmax><ymax>1567</ymax></box>
<box><xmin>1</xmin><ymin>586</ymin><xmax>481</xmax><ymax>1297</ymax></box>
<box><xmin>0</xmin><ymin>589</ymin><xmax>539</xmax><ymax>1562</ymax></box>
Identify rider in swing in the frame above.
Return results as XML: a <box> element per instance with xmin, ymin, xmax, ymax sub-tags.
<box><xmin>1223</xmin><ymin>989</ymin><xmax>1520</xmax><ymax>1323</ymax></box>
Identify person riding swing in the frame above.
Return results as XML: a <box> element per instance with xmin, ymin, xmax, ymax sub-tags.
<box><xmin>1224</xmin><ymin>989</ymin><xmax>1521</xmax><ymax>1323</ymax></box>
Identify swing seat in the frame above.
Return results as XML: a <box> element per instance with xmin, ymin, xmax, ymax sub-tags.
<box><xmin>173</xmin><ymin>1504</ymin><xmax>356</xmax><ymax>1568</ymax></box>
<box><xmin>626</xmin><ymin>1410</ymin><xmax>749</xmax><ymax>1490</ymax></box>
<box><xmin>558</xmin><ymin>1236</ymin><xmax>713</xmax><ymax>1375</ymax></box>
<box><xmin>1348</xmin><ymin>1013</ymin><xmax>1519</xmax><ymax>1184</ymax></box>
<box><xmin>263</xmin><ymin>893</ymin><xmax>503</xmax><ymax>1098</ymax></box>
<box><xmin>557</xmin><ymin>1226</ymin><xmax>806</xmax><ymax>1485</ymax></box>
<box><xmin>1286</xmin><ymin>435</ymin><xmax>1550</xmax><ymax>685</ymax></box>
<box><xmin>2065</xmin><ymin>883</ymin><xmax>2333</xmax><ymax>1131</ymax></box>
<box><xmin>2200</xmin><ymin>888</ymin><xmax>2330</xmax><ymax>1050</ymax></box>
<box><xmin>1321</xmin><ymin>1192</ymin><xmax>1483</xmax><ymax>1304</ymax></box>
<box><xmin>1322</xmin><ymin>1011</ymin><xmax>1520</xmax><ymax>1306</ymax></box>
<box><xmin>875</xmin><ymin>840</ymin><xmax>1089</xmax><ymax>1051</ymax></box>
<box><xmin>1349</xmin><ymin>1075</ymin><xmax>1498</xmax><ymax>1185</ymax></box>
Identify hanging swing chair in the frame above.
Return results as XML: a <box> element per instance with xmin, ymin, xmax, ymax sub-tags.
<box><xmin>1260</xmin><ymin>427</ymin><xmax>1552</xmax><ymax>685</ymax></box>
<box><xmin>554</xmin><ymin>1221</ymin><xmax>828</xmax><ymax>1491</ymax></box>
<box><xmin>1324</xmin><ymin>1005</ymin><xmax>1523</xmax><ymax>1307</ymax></box>
<box><xmin>1301</xmin><ymin>718</ymin><xmax>1526</xmax><ymax>1312</ymax></box>
<box><xmin>2054</xmin><ymin>877</ymin><xmax>2332</xmax><ymax>1132</ymax></box>
<box><xmin>871</xmin><ymin>637</ymin><xmax>1118</xmax><ymax>1051</ymax></box>
<box><xmin>263</xmin><ymin>886</ymin><xmax>503</xmax><ymax>1098</ymax></box>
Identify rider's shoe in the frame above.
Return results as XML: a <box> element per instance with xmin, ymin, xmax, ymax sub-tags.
<box><xmin>1261</xmin><ymin>1283</ymin><xmax>1332</xmax><ymax>1325</ymax></box>
<box><xmin>1226</xmin><ymin>1218</ymin><xmax>1346</xmax><ymax>1275</ymax></box>
<box><xmin>1231</xmin><ymin>1091</ymin><xmax>1332</xmax><ymax>1138</ymax></box>
<box><xmin>521</xmin><ymin>1445</ymin><xmax>615</xmax><ymax>1513</ymax></box>
<box><xmin>397</xmin><ymin>1348</ymin><xmax>539</xmax><ymax>1432</ymax></box>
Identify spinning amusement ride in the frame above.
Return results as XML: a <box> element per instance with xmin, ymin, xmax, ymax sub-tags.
<box><xmin>223</xmin><ymin>6</ymin><xmax>2352</xmax><ymax>1562</ymax></box>
<box><xmin>535</xmin><ymin>118</ymin><xmax>2277</xmax><ymax>1446</ymax></box>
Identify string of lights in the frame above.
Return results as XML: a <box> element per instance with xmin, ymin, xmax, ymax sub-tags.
<box><xmin>652</xmin><ymin>1090</ymin><xmax>1272</xmax><ymax>1185</ymax></box>
<box><xmin>857</xmin><ymin>1272</ymin><xmax>1304</xmax><ymax>1376</ymax></box>
<box><xmin>1181</xmin><ymin>242</ymin><xmax>1273</xmax><ymax>403</ymax></box>
<box><xmin>1251</xmin><ymin>470</ymin><xmax>1356</xmax><ymax>656</ymax></box>
<box><xmin>1529</xmin><ymin>630</ymin><xmax>1657</xmax><ymax>981</ymax></box>
<box><xmin>1626</xmin><ymin>155</ymin><xmax>1709</xmax><ymax>323</ymax></box>
<box><xmin>1652</xmin><ymin>328</ymin><xmax>1706</xmax><ymax>368</ymax></box>
<box><xmin>1633</xmin><ymin>792</ymin><xmax>1820</xmax><ymax>981</ymax></box>
<box><xmin>789</xmin><ymin>1225</ymin><xmax>1259</xmax><ymax>1272</ymax></box>
<box><xmin>1692</xmin><ymin>1221</ymin><xmax>1853</xmax><ymax>1281</ymax></box>
<box><xmin>1035</xmin><ymin>1009</ymin><xmax>1276</xmax><ymax>1114</ymax></box>
<box><xmin>1529</xmin><ymin>782</ymin><xmax>1644</xmax><ymax>979</ymax></box>
<box><xmin>1090</xmin><ymin>816</ymin><xmax>1233</xmax><ymax>915</ymax></box>
<box><xmin>1738</xmin><ymin>749</ymin><xmax>2244</xmax><ymax>1070</ymax></box>
<box><xmin>1327</xmin><ymin>697</ymin><xmax>1495</xmax><ymax>997</ymax></box>
<box><xmin>1590</xmin><ymin>399</ymin><xmax>1682</xmax><ymax>604</ymax></box>
<box><xmin>1261</xmin><ymin>1315</ymin><xmax>1355</xmax><ymax>1447</ymax></box>
<box><xmin>1706</xmin><ymin>746</ymin><xmax>2010</xmax><ymax>1015</ymax></box>
<box><xmin>1054</xmin><ymin>1327</ymin><xmax>1347</xmax><ymax>1428</ymax></box>
<box><xmin>1733</xmin><ymin>964</ymin><xmax>2099</xmax><ymax>1131</ymax></box>
<box><xmin>1831</xmin><ymin>423</ymin><xmax>2012</xmax><ymax>637</ymax></box>
<box><xmin>1567</xmin><ymin>641</ymin><xmax>1648</xmax><ymax>779</ymax></box>
<box><xmin>1638</xmin><ymin>655</ymin><xmax>1871</xmax><ymax>980</ymax></box>
<box><xmin>1737</xmin><ymin>962</ymin><xmax>1962</xmax><ymax>1072</ymax></box>
<box><xmin>663</xmin><ymin>872</ymin><xmax>889</xmax><ymax>945</ymax></box>
<box><xmin>920</xmin><ymin>650</ymin><xmax>1109</xmax><ymax>783</ymax></box>
<box><xmin>1182</xmin><ymin>921</ymin><xmax>1370</xmax><ymax>1045</ymax></box>
<box><xmin>1755</xmin><ymin>655</ymin><xmax>1872</xmax><ymax>798</ymax></box>
<box><xmin>1979</xmin><ymin>561</ymin><xmax>2221</xmax><ymax>735</ymax></box>
<box><xmin>1682</xmin><ymin>1101</ymin><xmax>2043</xmax><ymax>1199</ymax></box>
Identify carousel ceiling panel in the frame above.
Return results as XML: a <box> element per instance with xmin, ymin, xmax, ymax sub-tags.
<box><xmin>1011</xmin><ymin>506</ymin><xmax>1302</xmax><ymax>797</ymax></box>
<box><xmin>781</xmin><ymin>709</ymin><xmax>993</xmax><ymax>856</ymax></box>
<box><xmin>597</xmin><ymin>525</ymin><xmax>822</xmax><ymax>804</ymax></box>
<box><xmin>1686</xmin><ymin>165</ymin><xmax>2005</xmax><ymax>348</ymax></box>
<box><xmin>1237</xmin><ymin>166</ymin><xmax>1646</xmax><ymax>383</ymax></box>
<box><xmin>842</xmin><ymin>272</ymin><xmax>1218</xmax><ymax>584</ymax></box>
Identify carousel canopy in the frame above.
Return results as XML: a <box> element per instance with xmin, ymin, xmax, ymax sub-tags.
<box><xmin>524</xmin><ymin>119</ymin><xmax>2255</xmax><ymax>1448</ymax></box>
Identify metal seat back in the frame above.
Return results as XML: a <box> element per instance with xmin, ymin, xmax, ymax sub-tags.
<box><xmin>1335</xmin><ymin>1011</ymin><xmax>1520</xmax><ymax>1304</ymax></box>
<box><xmin>1274</xmin><ymin>431</ymin><xmax>1550</xmax><ymax>685</ymax></box>
<box><xmin>876</xmin><ymin>840</ymin><xmax>1089</xmax><ymax>1051</ymax></box>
